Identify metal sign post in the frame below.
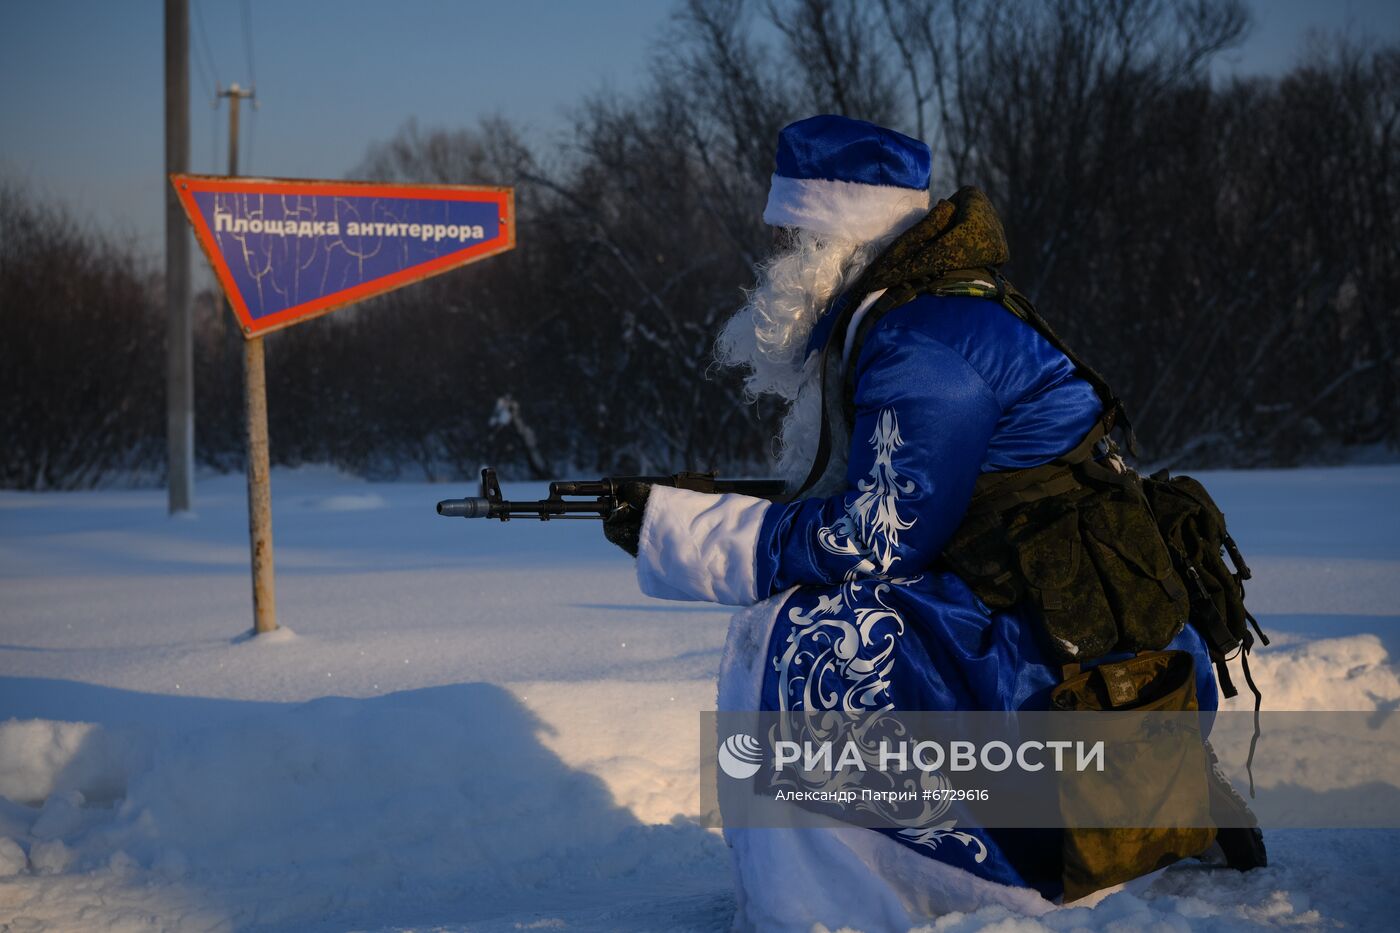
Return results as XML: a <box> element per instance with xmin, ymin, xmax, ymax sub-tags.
<box><xmin>243</xmin><ymin>332</ymin><xmax>277</xmax><ymax>633</ymax></box>
<box><xmin>170</xmin><ymin>172</ymin><xmax>515</xmax><ymax>637</ymax></box>
<box><xmin>215</xmin><ymin>83</ymin><xmax>278</xmax><ymax>634</ymax></box>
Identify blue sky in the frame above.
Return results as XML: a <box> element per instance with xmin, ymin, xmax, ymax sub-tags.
<box><xmin>2</xmin><ymin>0</ymin><xmax>1397</xmax><ymax>256</ymax></box>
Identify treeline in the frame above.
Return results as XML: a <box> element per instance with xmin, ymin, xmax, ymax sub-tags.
<box><xmin>0</xmin><ymin>185</ymin><xmax>164</xmax><ymax>489</ymax></box>
<box><xmin>4</xmin><ymin>0</ymin><xmax>1397</xmax><ymax>488</ymax></box>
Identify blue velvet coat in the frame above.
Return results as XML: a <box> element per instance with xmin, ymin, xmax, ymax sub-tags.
<box><xmin>749</xmin><ymin>293</ymin><xmax>1219</xmax><ymax>897</ymax></box>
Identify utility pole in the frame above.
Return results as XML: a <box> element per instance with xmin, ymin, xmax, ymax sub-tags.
<box><xmin>217</xmin><ymin>82</ymin><xmax>276</xmax><ymax>635</ymax></box>
<box><xmin>220</xmin><ymin>83</ymin><xmax>254</xmax><ymax>176</ymax></box>
<box><xmin>164</xmin><ymin>0</ymin><xmax>193</xmax><ymax>514</ymax></box>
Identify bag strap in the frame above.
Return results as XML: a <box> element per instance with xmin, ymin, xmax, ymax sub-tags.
<box><xmin>990</xmin><ymin>271</ymin><xmax>1139</xmax><ymax>456</ymax></box>
<box><xmin>791</xmin><ymin>265</ymin><xmax>1137</xmax><ymax>503</ymax></box>
<box><xmin>786</xmin><ymin>273</ymin><xmax>951</xmax><ymax>501</ymax></box>
<box><xmin>842</xmin><ymin>269</ymin><xmax>1002</xmax><ymax>426</ymax></box>
<box><xmin>961</xmin><ymin>419</ymin><xmax>1106</xmax><ymax>517</ymax></box>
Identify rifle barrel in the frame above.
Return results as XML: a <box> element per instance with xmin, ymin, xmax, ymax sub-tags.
<box><xmin>436</xmin><ymin>497</ymin><xmax>610</xmax><ymax>519</ymax></box>
<box><xmin>435</xmin><ymin>472</ymin><xmax>787</xmax><ymax>522</ymax></box>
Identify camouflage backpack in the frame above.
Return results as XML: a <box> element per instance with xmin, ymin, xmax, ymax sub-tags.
<box><xmin>835</xmin><ymin>267</ymin><xmax>1268</xmax><ymax>708</ymax></box>
<box><xmin>831</xmin><ymin>267</ymin><xmax>1271</xmax><ymax>896</ymax></box>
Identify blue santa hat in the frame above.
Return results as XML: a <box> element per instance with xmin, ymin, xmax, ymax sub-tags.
<box><xmin>763</xmin><ymin>115</ymin><xmax>932</xmax><ymax>243</ymax></box>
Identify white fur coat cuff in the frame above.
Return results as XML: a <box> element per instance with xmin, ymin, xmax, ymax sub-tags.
<box><xmin>636</xmin><ymin>485</ymin><xmax>769</xmax><ymax>606</ymax></box>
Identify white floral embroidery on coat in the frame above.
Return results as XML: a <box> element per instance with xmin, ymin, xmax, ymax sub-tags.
<box><xmin>815</xmin><ymin>408</ymin><xmax>917</xmax><ymax>579</ymax></box>
<box><xmin>772</xmin><ymin>407</ymin><xmax>987</xmax><ymax>862</ymax></box>
<box><xmin>776</xmin><ymin>407</ymin><xmax>917</xmax><ymax>713</ymax></box>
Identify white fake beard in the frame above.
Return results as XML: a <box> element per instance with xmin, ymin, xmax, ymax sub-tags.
<box><xmin>715</xmin><ymin>229</ymin><xmax>879</xmax><ymax>486</ymax></box>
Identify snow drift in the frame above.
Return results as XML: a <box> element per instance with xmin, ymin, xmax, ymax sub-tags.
<box><xmin>1</xmin><ymin>465</ymin><xmax>1397</xmax><ymax>930</ymax></box>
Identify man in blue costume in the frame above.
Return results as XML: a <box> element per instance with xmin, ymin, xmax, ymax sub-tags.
<box><xmin>605</xmin><ymin>115</ymin><xmax>1223</xmax><ymax>930</ymax></box>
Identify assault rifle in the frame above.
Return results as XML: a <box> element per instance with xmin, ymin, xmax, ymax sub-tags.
<box><xmin>436</xmin><ymin>468</ymin><xmax>787</xmax><ymax>521</ymax></box>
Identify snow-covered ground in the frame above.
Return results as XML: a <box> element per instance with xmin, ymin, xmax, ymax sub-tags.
<box><xmin>0</xmin><ymin>464</ymin><xmax>1397</xmax><ymax>931</ymax></box>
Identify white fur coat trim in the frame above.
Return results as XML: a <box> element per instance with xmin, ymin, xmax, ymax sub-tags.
<box><xmin>764</xmin><ymin>174</ymin><xmax>930</xmax><ymax>242</ymax></box>
<box><xmin>635</xmin><ymin>485</ymin><xmax>769</xmax><ymax>606</ymax></box>
<box><xmin>714</xmin><ymin>590</ymin><xmax>1058</xmax><ymax>929</ymax></box>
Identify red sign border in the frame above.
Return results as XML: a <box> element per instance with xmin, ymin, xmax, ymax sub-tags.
<box><xmin>171</xmin><ymin>174</ymin><xmax>516</xmax><ymax>338</ymax></box>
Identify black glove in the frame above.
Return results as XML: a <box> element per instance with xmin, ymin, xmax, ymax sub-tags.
<box><xmin>602</xmin><ymin>481</ymin><xmax>652</xmax><ymax>557</ymax></box>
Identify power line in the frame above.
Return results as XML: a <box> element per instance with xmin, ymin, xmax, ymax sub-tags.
<box><xmin>240</xmin><ymin>0</ymin><xmax>257</xmax><ymax>88</ymax></box>
<box><xmin>240</xmin><ymin>0</ymin><xmax>258</xmax><ymax>172</ymax></box>
<box><xmin>189</xmin><ymin>16</ymin><xmax>216</xmax><ymax>102</ymax></box>
<box><xmin>192</xmin><ymin>0</ymin><xmax>221</xmax><ymax>94</ymax></box>
<box><xmin>187</xmin><ymin>0</ymin><xmax>219</xmax><ymax>171</ymax></box>
<box><xmin>191</xmin><ymin>31</ymin><xmax>219</xmax><ymax>170</ymax></box>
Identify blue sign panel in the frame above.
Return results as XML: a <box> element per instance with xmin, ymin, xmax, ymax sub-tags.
<box><xmin>173</xmin><ymin>175</ymin><xmax>514</xmax><ymax>336</ymax></box>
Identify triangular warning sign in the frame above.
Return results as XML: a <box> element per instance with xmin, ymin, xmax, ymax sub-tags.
<box><xmin>172</xmin><ymin>174</ymin><xmax>515</xmax><ymax>337</ymax></box>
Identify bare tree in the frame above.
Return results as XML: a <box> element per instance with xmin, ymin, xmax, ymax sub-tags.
<box><xmin>7</xmin><ymin>0</ymin><xmax>1396</xmax><ymax>489</ymax></box>
<box><xmin>0</xmin><ymin>184</ymin><xmax>163</xmax><ymax>489</ymax></box>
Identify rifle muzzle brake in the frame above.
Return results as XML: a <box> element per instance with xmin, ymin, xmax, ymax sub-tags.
<box><xmin>436</xmin><ymin>497</ymin><xmax>493</xmax><ymax>518</ymax></box>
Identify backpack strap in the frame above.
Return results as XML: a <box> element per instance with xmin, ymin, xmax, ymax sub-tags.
<box><xmin>846</xmin><ymin>268</ymin><xmax>1138</xmax><ymax>455</ymax></box>
<box><xmin>786</xmin><ymin>273</ymin><xmax>951</xmax><ymax>501</ymax></box>
<box><xmin>842</xmin><ymin>268</ymin><xmax>1003</xmax><ymax>425</ymax></box>
<box><xmin>961</xmin><ymin>418</ymin><xmax>1106</xmax><ymax>518</ymax></box>
<box><xmin>788</xmin><ymin>266</ymin><xmax>1138</xmax><ymax>503</ymax></box>
<box><xmin>988</xmin><ymin>270</ymin><xmax>1138</xmax><ymax>456</ymax></box>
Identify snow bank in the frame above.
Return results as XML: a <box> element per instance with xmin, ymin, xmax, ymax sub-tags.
<box><xmin>1221</xmin><ymin>633</ymin><xmax>1400</xmax><ymax>712</ymax></box>
<box><xmin>0</xmin><ymin>838</ymin><xmax>26</xmax><ymax>876</ymax></box>
<box><xmin>876</xmin><ymin>828</ymin><xmax>1400</xmax><ymax>932</ymax></box>
<box><xmin>0</xmin><ymin>464</ymin><xmax>1396</xmax><ymax>931</ymax></box>
<box><xmin>0</xmin><ymin>685</ymin><xmax>729</xmax><ymax>930</ymax></box>
<box><xmin>0</xmin><ymin>719</ymin><xmax>128</xmax><ymax>806</ymax></box>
